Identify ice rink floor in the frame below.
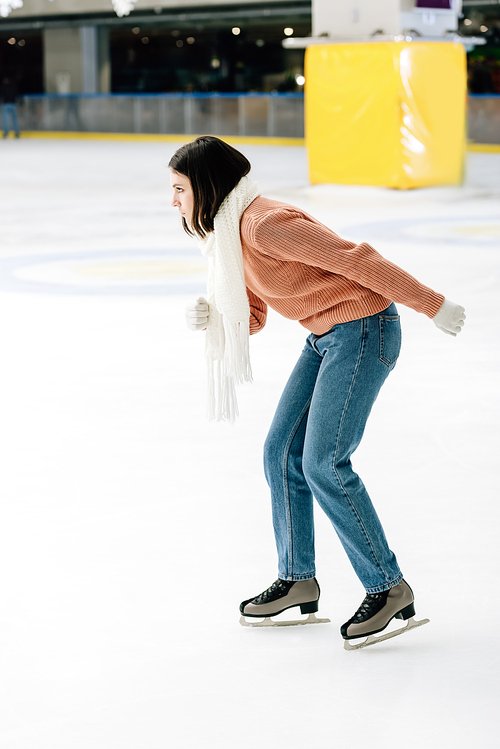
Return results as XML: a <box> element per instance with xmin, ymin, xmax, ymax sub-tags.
<box><xmin>1</xmin><ymin>138</ymin><xmax>499</xmax><ymax>748</ymax></box>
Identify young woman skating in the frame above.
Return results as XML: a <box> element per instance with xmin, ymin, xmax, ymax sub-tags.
<box><xmin>169</xmin><ymin>136</ymin><xmax>465</xmax><ymax>647</ymax></box>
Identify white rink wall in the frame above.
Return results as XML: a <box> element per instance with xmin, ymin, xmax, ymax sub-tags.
<box><xmin>0</xmin><ymin>138</ymin><xmax>499</xmax><ymax>749</ymax></box>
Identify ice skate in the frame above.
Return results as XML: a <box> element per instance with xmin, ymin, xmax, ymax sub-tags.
<box><xmin>239</xmin><ymin>577</ymin><xmax>331</xmax><ymax>627</ymax></box>
<box><xmin>341</xmin><ymin>579</ymin><xmax>429</xmax><ymax>650</ymax></box>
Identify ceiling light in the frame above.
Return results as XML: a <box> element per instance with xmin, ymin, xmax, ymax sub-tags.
<box><xmin>0</xmin><ymin>2</ymin><xmax>23</xmax><ymax>20</ymax></box>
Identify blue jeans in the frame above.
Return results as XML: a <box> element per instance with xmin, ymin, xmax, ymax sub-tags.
<box><xmin>2</xmin><ymin>103</ymin><xmax>20</xmax><ymax>136</ymax></box>
<box><xmin>263</xmin><ymin>304</ymin><xmax>403</xmax><ymax>594</ymax></box>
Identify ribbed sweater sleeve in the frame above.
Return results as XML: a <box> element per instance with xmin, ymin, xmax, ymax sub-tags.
<box><xmin>239</xmin><ymin>197</ymin><xmax>447</xmax><ymax>335</ymax></box>
<box><xmin>248</xmin><ymin>206</ymin><xmax>444</xmax><ymax>320</ymax></box>
<box><xmin>247</xmin><ymin>286</ymin><xmax>267</xmax><ymax>334</ymax></box>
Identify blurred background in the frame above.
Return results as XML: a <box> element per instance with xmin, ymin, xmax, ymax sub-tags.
<box><xmin>0</xmin><ymin>0</ymin><xmax>499</xmax><ymax>143</ymax></box>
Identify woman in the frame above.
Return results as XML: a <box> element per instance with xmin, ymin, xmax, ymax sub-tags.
<box><xmin>169</xmin><ymin>136</ymin><xmax>465</xmax><ymax>646</ymax></box>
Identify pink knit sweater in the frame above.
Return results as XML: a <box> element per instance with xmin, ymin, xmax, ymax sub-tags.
<box><xmin>240</xmin><ymin>197</ymin><xmax>444</xmax><ymax>335</ymax></box>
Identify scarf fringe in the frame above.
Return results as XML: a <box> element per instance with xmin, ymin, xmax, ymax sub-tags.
<box><xmin>206</xmin><ymin>322</ymin><xmax>253</xmax><ymax>423</ymax></box>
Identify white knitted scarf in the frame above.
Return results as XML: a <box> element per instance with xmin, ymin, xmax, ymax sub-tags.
<box><xmin>199</xmin><ymin>176</ymin><xmax>260</xmax><ymax>422</ymax></box>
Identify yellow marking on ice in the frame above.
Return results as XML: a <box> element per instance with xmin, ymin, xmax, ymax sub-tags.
<box><xmin>18</xmin><ymin>132</ymin><xmax>500</xmax><ymax>152</ymax></box>
<box><xmin>19</xmin><ymin>131</ymin><xmax>305</xmax><ymax>146</ymax></box>
<box><xmin>74</xmin><ymin>261</ymin><xmax>206</xmax><ymax>279</ymax></box>
<box><xmin>467</xmin><ymin>143</ymin><xmax>500</xmax><ymax>153</ymax></box>
<box><xmin>451</xmin><ymin>225</ymin><xmax>500</xmax><ymax>237</ymax></box>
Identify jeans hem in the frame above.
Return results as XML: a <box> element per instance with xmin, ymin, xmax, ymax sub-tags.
<box><xmin>278</xmin><ymin>573</ymin><xmax>316</xmax><ymax>582</ymax></box>
<box><xmin>364</xmin><ymin>571</ymin><xmax>403</xmax><ymax>595</ymax></box>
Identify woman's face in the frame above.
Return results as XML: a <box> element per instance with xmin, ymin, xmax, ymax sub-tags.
<box><xmin>170</xmin><ymin>169</ymin><xmax>194</xmax><ymax>225</ymax></box>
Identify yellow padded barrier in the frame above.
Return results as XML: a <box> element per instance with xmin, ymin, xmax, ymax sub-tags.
<box><xmin>305</xmin><ymin>42</ymin><xmax>467</xmax><ymax>188</ymax></box>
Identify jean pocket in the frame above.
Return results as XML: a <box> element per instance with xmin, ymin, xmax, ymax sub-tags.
<box><xmin>379</xmin><ymin>315</ymin><xmax>401</xmax><ymax>367</ymax></box>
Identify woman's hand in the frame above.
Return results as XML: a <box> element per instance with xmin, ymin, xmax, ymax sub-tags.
<box><xmin>186</xmin><ymin>296</ymin><xmax>209</xmax><ymax>331</ymax></box>
<box><xmin>432</xmin><ymin>298</ymin><xmax>466</xmax><ymax>336</ymax></box>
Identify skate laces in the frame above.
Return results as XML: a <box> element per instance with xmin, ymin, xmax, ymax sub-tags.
<box><xmin>253</xmin><ymin>578</ymin><xmax>293</xmax><ymax>605</ymax></box>
<box><xmin>352</xmin><ymin>592</ymin><xmax>387</xmax><ymax>623</ymax></box>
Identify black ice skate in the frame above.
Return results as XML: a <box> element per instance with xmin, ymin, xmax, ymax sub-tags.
<box><xmin>239</xmin><ymin>577</ymin><xmax>330</xmax><ymax>627</ymax></box>
<box><xmin>341</xmin><ymin>579</ymin><xmax>429</xmax><ymax>650</ymax></box>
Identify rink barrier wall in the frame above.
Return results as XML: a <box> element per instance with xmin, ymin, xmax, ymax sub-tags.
<box><xmin>467</xmin><ymin>94</ymin><xmax>500</xmax><ymax>146</ymax></box>
<box><xmin>14</xmin><ymin>93</ymin><xmax>305</xmax><ymax>140</ymax></box>
<box><xmin>6</xmin><ymin>92</ymin><xmax>499</xmax><ymax>146</ymax></box>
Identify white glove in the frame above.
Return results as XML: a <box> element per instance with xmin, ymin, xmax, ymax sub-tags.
<box><xmin>432</xmin><ymin>298</ymin><xmax>466</xmax><ymax>337</ymax></box>
<box><xmin>185</xmin><ymin>296</ymin><xmax>209</xmax><ymax>332</ymax></box>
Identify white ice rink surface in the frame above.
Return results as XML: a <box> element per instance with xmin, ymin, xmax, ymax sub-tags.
<box><xmin>0</xmin><ymin>138</ymin><xmax>499</xmax><ymax>748</ymax></box>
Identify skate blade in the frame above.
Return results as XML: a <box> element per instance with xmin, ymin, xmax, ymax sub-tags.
<box><xmin>239</xmin><ymin>612</ymin><xmax>331</xmax><ymax>628</ymax></box>
<box><xmin>343</xmin><ymin>616</ymin><xmax>430</xmax><ymax>651</ymax></box>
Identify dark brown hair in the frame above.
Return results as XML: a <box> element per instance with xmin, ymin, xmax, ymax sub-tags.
<box><xmin>169</xmin><ymin>135</ymin><xmax>251</xmax><ymax>238</ymax></box>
